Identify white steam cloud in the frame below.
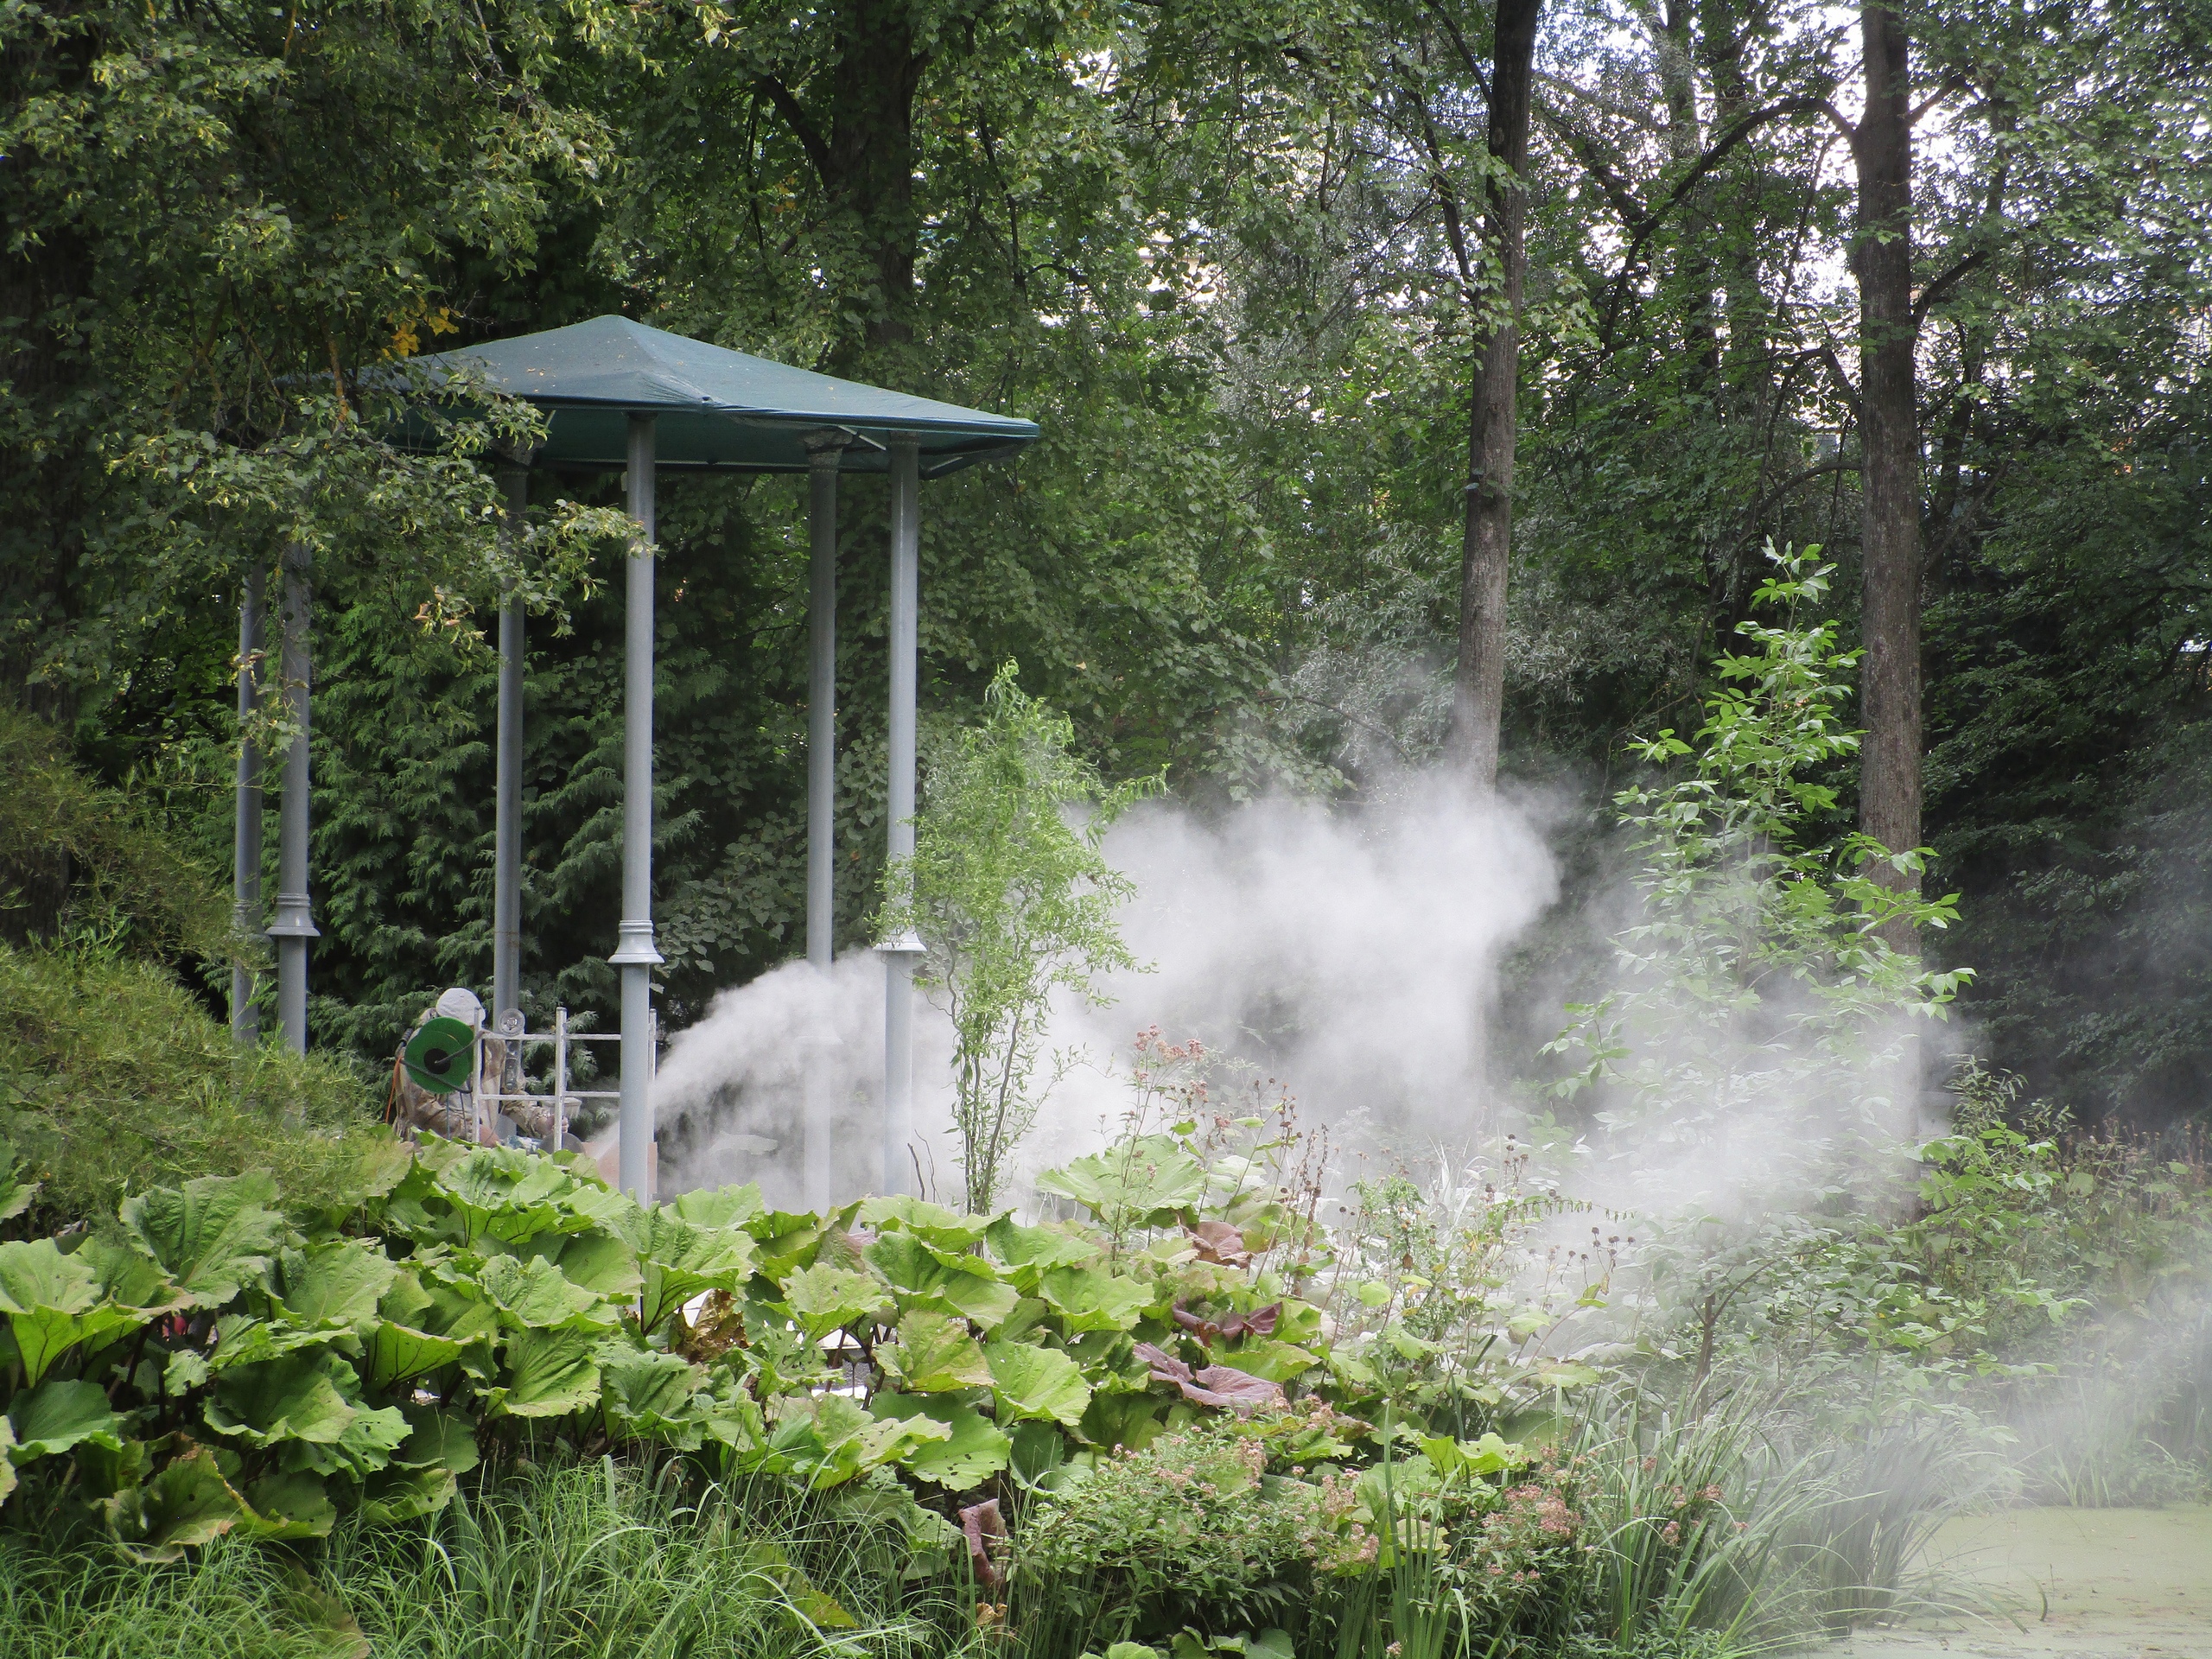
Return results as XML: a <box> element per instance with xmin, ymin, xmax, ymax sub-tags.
<box><xmin>654</xmin><ymin>777</ymin><xmax>1559</xmax><ymax>1209</ymax></box>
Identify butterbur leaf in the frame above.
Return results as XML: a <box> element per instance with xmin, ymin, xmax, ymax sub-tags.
<box><xmin>76</xmin><ymin>1239</ymin><xmax>186</xmax><ymax>1315</ymax></box>
<box><xmin>0</xmin><ymin>1140</ymin><xmax>35</xmax><ymax>1224</ymax></box>
<box><xmin>1037</xmin><ymin>1266</ymin><xmax>1153</xmax><ymax>1332</ymax></box>
<box><xmin>359</xmin><ymin>1462</ymin><xmax>458</xmax><ymax>1526</ymax></box>
<box><xmin>541</xmin><ymin>1231</ymin><xmax>642</xmax><ymax>1300</ymax></box>
<box><xmin>746</xmin><ymin>1212</ymin><xmax>826</xmax><ymax>1278</ymax></box>
<box><xmin>881</xmin><ymin>1310</ymin><xmax>992</xmax><ymax>1392</ymax></box>
<box><xmin>433</xmin><ymin>1150</ymin><xmax>589</xmax><ymax>1244</ymax></box>
<box><xmin>759</xmin><ymin>1393</ymin><xmax>949</xmax><ymax>1489</ymax></box>
<box><xmin>1534</xmin><ymin>1360</ymin><xmax>1603</xmax><ymax>1389</ymax></box>
<box><xmin>1422</xmin><ymin>1432</ymin><xmax>1527</xmax><ymax>1477</ymax></box>
<box><xmin>673</xmin><ymin>1183</ymin><xmax>766</xmax><ymax>1231</ymax></box>
<box><xmin>365</xmin><ymin>1321</ymin><xmax>466</xmax><ymax>1392</ymax></box>
<box><xmin>484</xmin><ymin>1327</ymin><xmax>600</xmax><ymax>1417</ymax></box>
<box><xmin>601</xmin><ymin>1345</ymin><xmax>706</xmax><ymax>1442</ymax></box>
<box><xmin>206</xmin><ymin>1312</ymin><xmax>343</xmax><ymax>1372</ymax></box>
<box><xmin>1035</xmin><ymin>1136</ymin><xmax>1206</xmax><ymax>1229</ymax></box>
<box><xmin>7</xmin><ymin>1379</ymin><xmax>123</xmax><ymax>1462</ymax></box>
<box><xmin>984</xmin><ymin>1340</ymin><xmax>1091</xmax><ymax>1427</ymax></box>
<box><xmin>477</xmin><ymin>1254</ymin><xmax>610</xmax><ymax>1330</ymax></box>
<box><xmin>780</xmin><ymin>1264</ymin><xmax>892</xmax><ymax>1339</ymax></box>
<box><xmin>0</xmin><ymin>1239</ymin><xmax>149</xmax><ymax>1385</ymax></box>
<box><xmin>859</xmin><ymin>1195</ymin><xmax>994</xmax><ymax>1249</ymax></box>
<box><xmin>1222</xmin><ymin>1338</ymin><xmax>1319</xmax><ymax>1383</ymax></box>
<box><xmin>206</xmin><ymin>1353</ymin><xmax>359</xmax><ymax>1446</ymax></box>
<box><xmin>118</xmin><ymin>1173</ymin><xmax>284</xmax><ymax>1306</ymax></box>
<box><xmin>620</xmin><ymin>1209</ymin><xmax>758</xmax><ymax>1333</ymax></box>
<box><xmin>0</xmin><ymin>1423</ymin><xmax>15</xmax><ymax>1503</ymax></box>
<box><xmin>276</xmin><ymin>1241</ymin><xmax>397</xmax><ymax>1331</ymax></box>
<box><xmin>107</xmin><ymin>1445</ymin><xmax>249</xmax><ymax>1562</ymax></box>
<box><xmin>871</xmin><ymin>1395</ymin><xmax>1012</xmax><ymax>1490</ymax></box>
<box><xmin>983</xmin><ymin>1217</ymin><xmax>1097</xmax><ymax>1286</ymax></box>
<box><xmin>283</xmin><ymin>1397</ymin><xmax>410</xmax><ymax>1480</ymax></box>
<box><xmin>239</xmin><ymin>1471</ymin><xmax>337</xmax><ymax>1541</ymax></box>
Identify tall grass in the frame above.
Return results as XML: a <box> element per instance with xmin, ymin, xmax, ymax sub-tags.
<box><xmin>1</xmin><ymin>1459</ymin><xmax>976</xmax><ymax>1659</ymax></box>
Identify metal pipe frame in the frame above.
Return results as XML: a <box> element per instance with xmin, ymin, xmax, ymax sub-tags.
<box><xmin>879</xmin><ymin>436</ymin><xmax>925</xmax><ymax>1196</ymax></box>
<box><xmin>610</xmin><ymin>414</ymin><xmax>664</xmax><ymax>1200</ymax></box>
<box><xmin>493</xmin><ymin>464</ymin><xmax>529</xmax><ymax>1026</ymax></box>
<box><xmin>804</xmin><ymin>431</ymin><xmax>849</xmax><ymax>1212</ymax></box>
<box><xmin>232</xmin><ymin>563</ymin><xmax>265</xmax><ymax>1046</ymax></box>
<box><xmin>267</xmin><ymin>543</ymin><xmax>318</xmax><ymax>1054</ymax></box>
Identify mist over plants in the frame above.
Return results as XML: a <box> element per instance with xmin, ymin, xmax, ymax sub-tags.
<box><xmin>3</xmin><ymin>0</ymin><xmax>2210</xmax><ymax>1652</ymax></box>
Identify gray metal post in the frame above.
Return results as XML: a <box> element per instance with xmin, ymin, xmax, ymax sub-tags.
<box><xmin>231</xmin><ymin>563</ymin><xmax>265</xmax><ymax>1046</ymax></box>
<box><xmin>610</xmin><ymin>414</ymin><xmax>664</xmax><ymax>1200</ymax></box>
<box><xmin>493</xmin><ymin>463</ymin><xmax>529</xmax><ymax>1026</ymax></box>
<box><xmin>880</xmin><ymin>436</ymin><xmax>924</xmax><ymax>1196</ymax></box>
<box><xmin>804</xmin><ymin>434</ymin><xmax>848</xmax><ymax>1213</ymax></box>
<box><xmin>267</xmin><ymin>543</ymin><xmax>318</xmax><ymax>1054</ymax></box>
<box><xmin>805</xmin><ymin>436</ymin><xmax>845</xmax><ymax>974</ymax></box>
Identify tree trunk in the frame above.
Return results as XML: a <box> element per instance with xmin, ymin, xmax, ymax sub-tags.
<box><xmin>823</xmin><ymin>0</ymin><xmax>927</xmax><ymax>353</ymax></box>
<box><xmin>1850</xmin><ymin>1</ymin><xmax>1922</xmax><ymax>944</ymax></box>
<box><xmin>1451</xmin><ymin>0</ymin><xmax>1542</xmax><ymax>786</ymax></box>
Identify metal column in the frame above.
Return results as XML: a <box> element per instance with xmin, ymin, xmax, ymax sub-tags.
<box><xmin>493</xmin><ymin>463</ymin><xmax>529</xmax><ymax>1026</ymax></box>
<box><xmin>267</xmin><ymin>543</ymin><xmax>318</xmax><ymax>1054</ymax></box>
<box><xmin>879</xmin><ymin>436</ymin><xmax>924</xmax><ymax>1196</ymax></box>
<box><xmin>231</xmin><ymin>563</ymin><xmax>265</xmax><ymax>1046</ymax></box>
<box><xmin>610</xmin><ymin>414</ymin><xmax>664</xmax><ymax>1201</ymax></box>
<box><xmin>804</xmin><ymin>433</ymin><xmax>846</xmax><ymax>1213</ymax></box>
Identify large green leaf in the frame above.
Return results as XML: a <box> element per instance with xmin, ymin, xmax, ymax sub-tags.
<box><xmin>205</xmin><ymin>1352</ymin><xmax>359</xmax><ymax>1446</ymax></box>
<box><xmin>118</xmin><ymin>1172</ymin><xmax>284</xmax><ymax>1306</ymax></box>
<box><xmin>1035</xmin><ymin>1265</ymin><xmax>1154</xmax><ymax>1332</ymax></box>
<box><xmin>1035</xmin><ymin>1136</ymin><xmax>1207</xmax><ymax>1230</ymax></box>
<box><xmin>433</xmin><ymin>1149</ymin><xmax>596</xmax><ymax>1244</ymax></box>
<box><xmin>205</xmin><ymin>1310</ymin><xmax>344</xmax><ymax>1372</ymax></box>
<box><xmin>985</xmin><ymin>1340</ymin><xmax>1093</xmax><ymax>1427</ymax></box>
<box><xmin>359</xmin><ymin>1462</ymin><xmax>459</xmax><ymax>1526</ymax></box>
<box><xmin>539</xmin><ymin>1231</ymin><xmax>642</xmax><ymax>1300</ymax></box>
<box><xmin>859</xmin><ymin>1195</ymin><xmax>995</xmax><ymax>1249</ymax></box>
<box><xmin>0</xmin><ymin>1140</ymin><xmax>36</xmax><ymax>1224</ymax></box>
<box><xmin>7</xmin><ymin>1378</ymin><xmax>123</xmax><ymax>1462</ymax></box>
<box><xmin>880</xmin><ymin>1310</ymin><xmax>992</xmax><ymax>1392</ymax></box>
<box><xmin>105</xmin><ymin>1446</ymin><xmax>249</xmax><ymax>1561</ymax></box>
<box><xmin>276</xmin><ymin>1240</ymin><xmax>397</xmax><ymax>1330</ymax></box>
<box><xmin>601</xmin><ymin>1345</ymin><xmax>708</xmax><ymax>1446</ymax></box>
<box><xmin>866</xmin><ymin>1233</ymin><xmax>1023</xmax><ymax>1329</ymax></box>
<box><xmin>779</xmin><ymin>1264</ymin><xmax>893</xmax><ymax>1340</ymax></box>
<box><xmin>282</xmin><ymin>1396</ymin><xmax>411</xmax><ymax>1480</ymax></box>
<box><xmin>0</xmin><ymin>1422</ymin><xmax>15</xmax><ymax>1503</ymax></box>
<box><xmin>619</xmin><ymin>1208</ymin><xmax>759</xmax><ymax>1333</ymax></box>
<box><xmin>365</xmin><ymin>1320</ymin><xmax>467</xmax><ymax>1393</ymax></box>
<box><xmin>753</xmin><ymin>1394</ymin><xmax>950</xmax><ymax>1489</ymax></box>
<box><xmin>0</xmin><ymin>1239</ymin><xmax>149</xmax><ymax>1385</ymax></box>
<box><xmin>238</xmin><ymin>1471</ymin><xmax>338</xmax><ymax>1541</ymax></box>
<box><xmin>483</xmin><ymin>1326</ymin><xmax>601</xmax><ymax>1418</ymax></box>
<box><xmin>672</xmin><ymin>1183</ymin><xmax>766</xmax><ymax>1230</ymax></box>
<box><xmin>869</xmin><ymin>1394</ymin><xmax>1012</xmax><ymax>1491</ymax></box>
<box><xmin>476</xmin><ymin>1254</ymin><xmax>612</xmax><ymax>1330</ymax></box>
<box><xmin>984</xmin><ymin>1217</ymin><xmax>1099</xmax><ymax>1288</ymax></box>
<box><xmin>358</xmin><ymin>1406</ymin><xmax>475</xmax><ymax>1523</ymax></box>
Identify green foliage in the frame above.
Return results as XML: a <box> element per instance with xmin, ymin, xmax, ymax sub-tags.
<box><xmin>0</xmin><ymin>944</ymin><xmax>391</xmax><ymax>1224</ymax></box>
<box><xmin>1546</xmin><ymin>546</ymin><xmax>1971</xmax><ymax>1160</ymax></box>
<box><xmin>887</xmin><ymin>664</ymin><xmax>1155</xmax><ymax>1211</ymax></box>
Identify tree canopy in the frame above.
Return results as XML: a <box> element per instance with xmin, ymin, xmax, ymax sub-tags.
<box><xmin>4</xmin><ymin>0</ymin><xmax>2207</xmax><ymax>1122</ymax></box>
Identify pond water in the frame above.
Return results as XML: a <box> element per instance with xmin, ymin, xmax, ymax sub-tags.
<box><xmin>1833</xmin><ymin>1506</ymin><xmax>2212</xmax><ymax>1659</ymax></box>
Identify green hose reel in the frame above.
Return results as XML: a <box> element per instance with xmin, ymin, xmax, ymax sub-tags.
<box><xmin>402</xmin><ymin>1015</ymin><xmax>477</xmax><ymax>1095</ymax></box>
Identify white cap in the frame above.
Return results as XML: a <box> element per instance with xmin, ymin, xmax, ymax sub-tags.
<box><xmin>434</xmin><ymin>987</ymin><xmax>486</xmax><ymax>1027</ymax></box>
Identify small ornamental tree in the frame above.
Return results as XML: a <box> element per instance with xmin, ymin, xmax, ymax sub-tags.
<box><xmin>1546</xmin><ymin>544</ymin><xmax>1972</xmax><ymax>1166</ymax></box>
<box><xmin>884</xmin><ymin>664</ymin><xmax>1155</xmax><ymax>1211</ymax></box>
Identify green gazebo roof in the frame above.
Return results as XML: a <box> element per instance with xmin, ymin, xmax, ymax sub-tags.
<box><xmin>413</xmin><ymin>315</ymin><xmax>1039</xmax><ymax>478</ymax></box>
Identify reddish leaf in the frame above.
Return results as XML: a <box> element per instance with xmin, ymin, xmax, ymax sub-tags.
<box><xmin>1185</xmin><ymin>1364</ymin><xmax>1286</xmax><ymax>1413</ymax></box>
<box><xmin>1185</xmin><ymin>1220</ymin><xmax>1252</xmax><ymax>1267</ymax></box>
<box><xmin>1133</xmin><ymin>1340</ymin><xmax>1194</xmax><ymax>1384</ymax></box>
<box><xmin>959</xmin><ymin>1498</ymin><xmax>1006</xmax><ymax>1587</ymax></box>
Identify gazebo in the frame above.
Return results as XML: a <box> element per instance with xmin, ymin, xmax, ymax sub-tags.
<box><xmin>234</xmin><ymin>316</ymin><xmax>1039</xmax><ymax>1201</ymax></box>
